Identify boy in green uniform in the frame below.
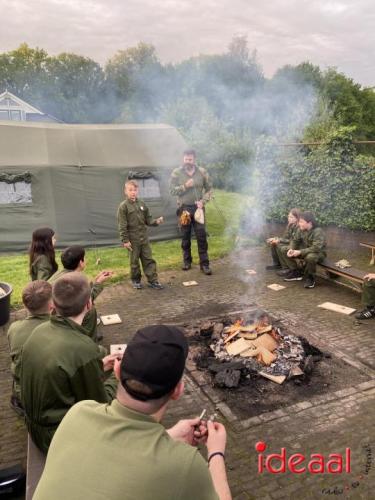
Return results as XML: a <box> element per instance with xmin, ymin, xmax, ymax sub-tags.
<box><xmin>117</xmin><ymin>180</ymin><xmax>164</xmax><ymax>289</ymax></box>
<box><xmin>355</xmin><ymin>273</ymin><xmax>375</xmax><ymax>319</ymax></box>
<box><xmin>33</xmin><ymin>325</ymin><xmax>231</xmax><ymax>500</ymax></box>
<box><xmin>49</xmin><ymin>245</ymin><xmax>113</xmax><ymax>340</ymax></box>
<box><xmin>281</xmin><ymin>211</ymin><xmax>327</xmax><ymax>289</ymax></box>
<box><xmin>20</xmin><ymin>272</ymin><xmax>118</xmax><ymax>453</ymax></box>
<box><xmin>7</xmin><ymin>281</ymin><xmax>53</xmax><ymax>415</ymax></box>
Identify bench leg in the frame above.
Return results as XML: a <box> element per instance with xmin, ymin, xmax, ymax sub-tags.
<box><xmin>371</xmin><ymin>249</ymin><xmax>375</xmax><ymax>266</ymax></box>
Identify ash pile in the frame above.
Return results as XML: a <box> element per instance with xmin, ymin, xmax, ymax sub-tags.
<box><xmin>193</xmin><ymin>315</ymin><xmax>325</xmax><ymax>388</ymax></box>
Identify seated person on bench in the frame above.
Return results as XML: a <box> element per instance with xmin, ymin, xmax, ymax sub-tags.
<box><xmin>266</xmin><ymin>208</ymin><xmax>300</xmax><ymax>271</ymax></box>
<box><xmin>7</xmin><ymin>281</ymin><xmax>53</xmax><ymax>415</ymax></box>
<box><xmin>280</xmin><ymin>211</ymin><xmax>327</xmax><ymax>289</ymax></box>
<box><xmin>20</xmin><ymin>273</ymin><xmax>118</xmax><ymax>454</ymax></box>
<box><xmin>355</xmin><ymin>273</ymin><xmax>375</xmax><ymax>320</ymax></box>
<box><xmin>49</xmin><ymin>245</ymin><xmax>113</xmax><ymax>342</ymax></box>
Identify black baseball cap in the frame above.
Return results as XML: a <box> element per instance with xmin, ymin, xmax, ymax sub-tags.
<box><xmin>120</xmin><ymin>325</ymin><xmax>188</xmax><ymax>401</ymax></box>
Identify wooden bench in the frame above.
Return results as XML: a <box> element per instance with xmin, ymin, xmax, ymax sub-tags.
<box><xmin>360</xmin><ymin>242</ymin><xmax>375</xmax><ymax>265</ymax></box>
<box><xmin>26</xmin><ymin>435</ymin><xmax>46</xmax><ymax>500</ymax></box>
<box><xmin>317</xmin><ymin>259</ymin><xmax>366</xmax><ymax>292</ymax></box>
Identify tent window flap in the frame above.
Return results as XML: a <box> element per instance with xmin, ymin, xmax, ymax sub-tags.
<box><xmin>137</xmin><ymin>178</ymin><xmax>161</xmax><ymax>199</ymax></box>
<box><xmin>0</xmin><ymin>181</ymin><xmax>32</xmax><ymax>204</ymax></box>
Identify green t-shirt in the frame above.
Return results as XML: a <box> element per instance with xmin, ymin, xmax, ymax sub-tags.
<box><xmin>7</xmin><ymin>314</ymin><xmax>49</xmax><ymax>400</ymax></box>
<box><xmin>34</xmin><ymin>400</ymin><xmax>219</xmax><ymax>500</ymax></box>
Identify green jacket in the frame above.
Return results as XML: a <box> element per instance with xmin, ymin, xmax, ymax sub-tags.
<box><xmin>279</xmin><ymin>223</ymin><xmax>299</xmax><ymax>245</ymax></box>
<box><xmin>117</xmin><ymin>198</ymin><xmax>158</xmax><ymax>244</ymax></box>
<box><xmin>31</xmin><ymin>254</ymin><xmax>56</xmax><ymax>281</ymax></box>
<box><xmin>7</xmin><ymin>314</ymin><xmax>49</xmax><ymax>401</ymax></box>
<box><xmin>291</xmin><ymin>227</ymin><xmax>327</xmax><ymax>257</ymax></box>
<box><xmin>48</xmin><ymin>269</ymin><xmax>103</xmax><ymax>301</ymax></box>
<box><xmin>20</xmin><ymin>315</ymin><xmax>117</xmax><ymax>453</ymax></box>
<box><xmin>169</xmin><ymin>165</ymin><xmax>213</xmax><ymax>206</ymax></box>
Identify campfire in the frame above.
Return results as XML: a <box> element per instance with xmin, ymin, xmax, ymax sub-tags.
<box><xmin>192</xmin><ymin>313</ymin><xmax>322</xmax><ymax>388</ymax></box>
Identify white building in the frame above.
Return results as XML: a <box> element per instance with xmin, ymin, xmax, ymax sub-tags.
<box><xmin>0</xmin><ymin>90</ymin><xmax>61</xmax><ymax>122</ymax></box>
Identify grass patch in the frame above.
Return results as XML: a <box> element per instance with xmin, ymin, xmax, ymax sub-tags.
<box><xmin>0</xmin><ymin>190</ymin><xmax>252</xmax><ymax>308</ymax></box>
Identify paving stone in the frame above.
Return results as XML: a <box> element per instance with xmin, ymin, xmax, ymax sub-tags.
<box><xmin>1</xmin><ymin>247</ymin><xmax>375</xmax><ymax>498</ymax></box>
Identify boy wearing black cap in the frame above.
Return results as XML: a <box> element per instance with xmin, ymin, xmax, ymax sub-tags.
<box><xmin>34</xmin><ymin>325</ymin><xmax>231</xmax><ymax>500</ymax></box>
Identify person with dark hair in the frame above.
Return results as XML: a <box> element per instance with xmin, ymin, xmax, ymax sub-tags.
<box><xmin>20</xmin><ymin>273</ymin><xmax>118</xmax><ymax>454</ymax></box>
<box><xmin>29</xmin><ymin>227</ymin><xmax>58</xmax><ymax>281</ymax></box>
<box><xmin>7</xmin><ymin>281</ymin><xmax>53</xmax><ymax>415</ymax></box>
<box><xmin>117</xmin><ymin>180</ymin><xmax>164</xmax><ymax>289</ymax></box>
<box><xmin>355</xmin><ymin>273</ymin><xmax>375</xmax><ymax>319</ymax></box>
<box><xmin>266</xmin><ymin>208</ymin><xmax>301</xmax><ymax>271</ymax></box>
<box><xmin>33</xmin><ymin>325</ymin><xmax>231</xmax><ymax>500</ymax></box>
<box><xmin>281</xmin><ymin>211</ymin><xmax>327</xmax><ymax>289</ymax></box>
<box><xmin>169</xmin><ymin>150</ymin><xmax>213</xmax><ymax>275</ymax></box>
<box><xmin>49</xmin><ymin>245</ymin><xmax>113</xmax><ymax>340</ymax></box>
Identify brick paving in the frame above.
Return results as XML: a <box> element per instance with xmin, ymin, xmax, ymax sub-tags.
<box><xmin>1</xmin><ymin>246</ymin><xmax>374</xmax><ymax>499</ymax></box>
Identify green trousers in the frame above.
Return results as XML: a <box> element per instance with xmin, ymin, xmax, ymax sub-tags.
<box><xmin>271</xmin><ymin>244</ymin><xmax>289</xmax><ymax>267</ymax></box>
<box><xmin>362</xmin><ymin>279</ymin><xmax>375</xmax><ymax>307</ymax></box>
<box><xmin>129</xmin><ymin>241</ymin><xmax>158</xmax><ymax>283</ymax></box>
<box><xmin>279</xmin><ymin>248</ymin><xmax>325</xmax><ymax>276</ymax></box>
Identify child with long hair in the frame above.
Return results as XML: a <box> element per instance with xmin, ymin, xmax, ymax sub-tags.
<box><xmin>266</xmin><ymin>208</ymin><xmax>301</xmax><ymax>272</ymax></box>
<box><xmin>29</xmin><ymin>228</ymin><xmax>58</xmax><ymax>281</ymax></box>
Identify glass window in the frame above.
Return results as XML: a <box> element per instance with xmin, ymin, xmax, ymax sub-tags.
<box><xmin>0</xmin><ymin>181</ymin><xmax>32</xmax><ymax>204</ymax></box>
<box><xmin>137</xmin><ymin>177</ymin><xmax>161</xmax><ymax>199</ymax></box>
<box><xmin>10</xmin><ymin>110</ymin><xmax>22</xmax><ymax>121</ymax></box>
<box><xmin>0</xmin><ymin>110</ymin><xmax>10</xmax><ymax>120</ymax></box>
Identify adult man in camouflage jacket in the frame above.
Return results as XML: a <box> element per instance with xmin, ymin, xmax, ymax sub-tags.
<box><xmin>169</xmin><ymin>150</ymin><xmax>213</xmax><ymax>275</ymax></box>
<box><xmin>280</xmin><ymin>211</ymin><xmax>327</xmax><ymax>289</ymax></box>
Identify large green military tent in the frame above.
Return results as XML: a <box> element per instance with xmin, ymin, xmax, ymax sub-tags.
<box><xmin>0</xmin><ymin>121</ymin><xmax>187</xmax><ymax>253</ymax></box>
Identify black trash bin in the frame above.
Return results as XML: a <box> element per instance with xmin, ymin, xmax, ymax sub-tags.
<box><xmin>0</xmin><ymin>282</ymin><xmax>12</xmax><ymax>327</ymax></box>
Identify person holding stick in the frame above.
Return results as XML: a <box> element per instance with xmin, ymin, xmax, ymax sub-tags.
<box><xmin>33</xmin><ymin>325</ymin><xmax>231</xmax><ymax>500</ymax></box>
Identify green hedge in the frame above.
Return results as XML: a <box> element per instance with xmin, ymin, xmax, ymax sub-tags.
<box><xmin>256</xmin><ymin>128</ymin><xmax>375</xmax><ymax>231</ymax></box>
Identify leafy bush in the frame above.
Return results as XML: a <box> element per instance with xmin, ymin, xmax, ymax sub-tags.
<box><xmin>256</xmin><ymin>127</ymin><xmax>375</xmax><ymax>231</ymax></box>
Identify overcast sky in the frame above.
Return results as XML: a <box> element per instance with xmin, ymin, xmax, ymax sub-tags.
<box><xmin>0</xmin><ymin>0</ymin><xmax>374</xmax><ymax>86</ymax></box>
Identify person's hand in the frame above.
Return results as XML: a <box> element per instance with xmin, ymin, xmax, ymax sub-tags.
<box><xmin>156</xmin><ymin>216</ymin><xmax>164</xmax><ymax>225</ymax></box>
<box><xmin>185</xmin><ymin>178</ymin><xmax>194</xmax><ymax>189</ymax></box>
<box><xmin>196</xmin><ymin>200</ymin><xmax>203</xmax><ymax>209</ymax></box>
<box><xmin>364</xmin><ymin>273</ymin><xmax>375</xmax><ymax>281</ymax></box>
<box><xmin>94</xmin><ymin>270</ymin><xmax>113</xmax><ymax>283</ymax></box>
<box><xmin>167</xmin><ymin>418</ymin><xmax>207</xmax><ymax>446</ymax></box>
<box><xmin>102</xmin><ymin>353</ymin><xmax>122</xmax><ymax>371</ymax></box>
<box><xmin>206</xmin><ymin>420</ymin><xmax>227</xmax><ymax>456</ymax></box>
<box><xmin>123</xmin><ymin>242</ymin><xmax>132</xmax><ymax>251</ymax></box>
<box><xmin>287</xmin><ymin>249</ymin><xmax>300</xmax><ymax>258</ymax></box>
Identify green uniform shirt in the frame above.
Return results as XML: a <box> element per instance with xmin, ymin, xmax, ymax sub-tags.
<box><xmin>279</xmin><ymin>223</ymin><xmax>299</xmax><ymax>245</ymax></box>
<box><xmin>7</xmin><ymin>314</ymin><xmax>49</xmax><ymax>401</ymax></box>
<box><xmin>34</xmin><ymin>400</ymin><xmax>219</xmax><ymax>500</ymax></box>
<box><xmin>169</xmin><ymin>165</ymin><xmax>213</xmax><ymax>206</ymax></box>
<box><xmin>48</xmin><ymin>269</ymin><xmax>104</xmax><ymax>301</ymax></box>
<box><xmin>20</xmin><ymin>315</ymin><xmax>117</xmax><ymax>453</ymax></box>
<box><xmin>291</xmin><ymin>227</ymin><xmax>327</xmax><ymax>257</ymax></box>
<box><xmin>117</xmin><ymin>198</ymin><xmax>158</xmax><ymax>244</ymax></box>
<box><xmin>31</xmin><ymin>254</ymin><xmax>56</xmax><ymax>281</ymax></box>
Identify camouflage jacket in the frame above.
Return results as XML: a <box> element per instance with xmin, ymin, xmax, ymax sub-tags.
<box><xmin>169</xmin><ymin>165</ymin><xmax>213</xmax><ymax>206</ymax></box>
<box><xmin>279</xmin><ymin>223</ymin><xmax>299</xmax><ymax>245</ymax></box>
<box><xmin>291</xmin><ymin>227</ymin><xmax>327</xmax><ymax>257</ymax></box>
